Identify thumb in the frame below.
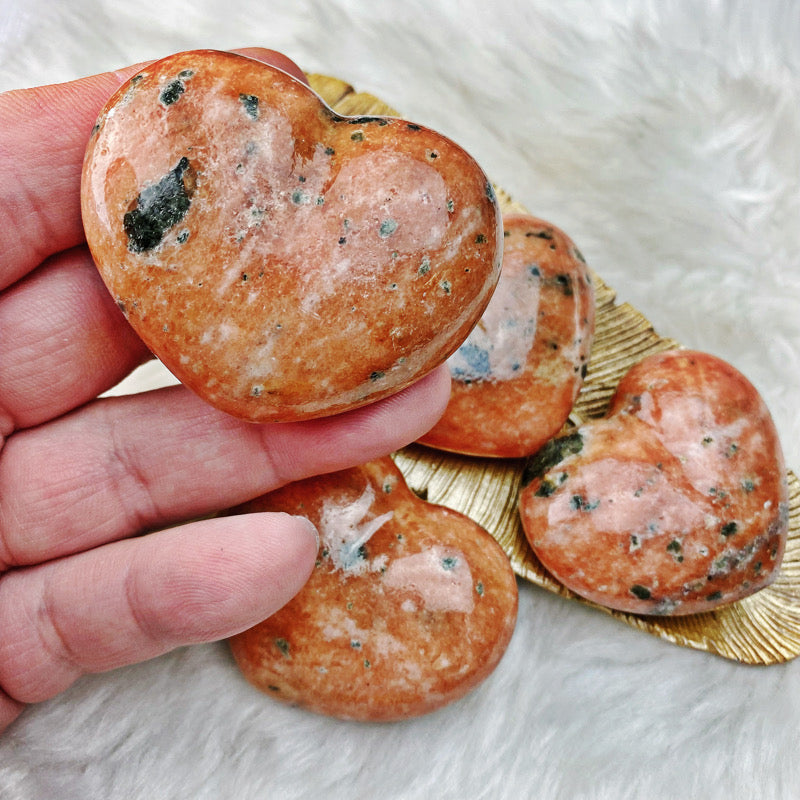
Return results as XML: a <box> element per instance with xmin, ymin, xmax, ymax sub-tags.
<box><xmin>0</xmin><ymin>512</ymin><xmax>318</xmax><ymax>713</ymax></box>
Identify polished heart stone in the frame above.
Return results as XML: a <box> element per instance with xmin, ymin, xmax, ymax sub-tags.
<box><xmin>81</xmin><ymin>50</ymin><xmax>501</xmax><ymax>422</ymax></box>
<box><xmin>518</xmin><ymin>350</ymin><xmax>789</xmax><ymax>616</ymax></box>
<box><xmin>419</xmin><ymin>213</ymin><xmax>595</xmax><ymax>457</ymax></box>
<box><xmin>227</xmin><ymin>456</ymin><xmax>518</xmax><ymax>721</ymax></box>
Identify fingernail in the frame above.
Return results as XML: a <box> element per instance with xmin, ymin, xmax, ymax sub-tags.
<box><xmin>293</xmin><ymin>515</ymin><xmax>320</xmax><ymax>550</ymax></box>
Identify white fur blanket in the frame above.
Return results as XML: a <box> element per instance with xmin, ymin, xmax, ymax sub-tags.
<box><xmin>1</xmin><ymin>1</ymin><xmax>799</xmax><ymax>798</ymax></box>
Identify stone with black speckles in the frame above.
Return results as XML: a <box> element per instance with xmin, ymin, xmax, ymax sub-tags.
<box><xmin>518</xmin><ymin>349</ymin><xmax>789</xmax><ymax>616</ymax></box>
<box><xmin>227</xmin><ymin>456</ymin><xmax>518</xmax><ymax>721</ymax></box>
<box><xmin>419</xmin><ymin>214</ymin><xmax>595</xmax><ymax>458</ymax></box>
<box><xmin>81</xmin><ymin>49</ymin><xmax>502</xmax><ymax>422</ymax></box>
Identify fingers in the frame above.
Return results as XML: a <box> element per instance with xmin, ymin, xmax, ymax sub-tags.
<box><xmin>260</xmin><ymin>366</ymin><xmax>452</xmax><ymax>481</ymax></box>
<box><xmin>0</xmin><ymin>511</ymin><xmax>318</xmax><ymax>711</ymax></box>
<box><xmin>0</xmin><ymin>49</ymin><xmax>307</xmax><ymax>432</ymax></box>
<box><xmin>0</xmin><ymin>64</ymin><xmax>144</xmax><ymax>291</ymax></box>
<box><xmin>0</xmin><ymin>48</ymin><xmax>307</xmax><ymax>291</ymax></box>
<box><xmin>0</xmin><ymin>366</ymin><xmax>450</xmax><ymax>569</ymax></box>
<box><xmin>0</xmin><ymin>246</ymin><xmax>151</xmax><ymax>431</ymax></box>
<box><xmin>231</xmin><ymin>48</ymin><xmax>308</xmax><ymax>84</ymax></box>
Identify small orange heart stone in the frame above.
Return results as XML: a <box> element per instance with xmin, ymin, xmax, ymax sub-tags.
<box><xmin>81</xmin><ymin>50</ymin><xmax>501</xmax><ymax>421</ymax></box>
<box><xmin>228</xmin><ymin>456</ymin><xmax>518</xmax><ymax>721</ymax></box>
<box><xmin>419</xmin><ymin>213</ymin><xmax>595</xmax><ymax>457</ymax></box>
<box><xmin>519</xmin><ymin>350</ymin><xmax>789</xmax><ymax>616</ymax></box>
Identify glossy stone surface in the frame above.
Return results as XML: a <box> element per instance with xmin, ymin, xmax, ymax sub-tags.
<box><xmin>228</xmin><ymin>456</ymin><xmax>518</xmax><ymax>721</ymax></box>
<box><xmin>81</xmin><ymin>50</ymin><xmax>501</xmax><ymax>422</ymax></box>
<box><xmin>519</xmin><ymin>350</ymin><xmax>789</xmax><ymax>616</ymax></box>
<box><xmin>419</xmin><ymin>213</ymin><xmax>594</xmax><ymax>457</ymax></box>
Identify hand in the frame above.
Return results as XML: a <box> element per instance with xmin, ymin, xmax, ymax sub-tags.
<box><xmin>0</xmin><ymin>48</ymin><xmax>450</xmax><ymax>734</ymax></box>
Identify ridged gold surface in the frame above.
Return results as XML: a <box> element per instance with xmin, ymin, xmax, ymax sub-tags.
<box><xmin>309</xmin><ymin>73</ymin><xmax>800</xmax><ymax>665</ymax></box>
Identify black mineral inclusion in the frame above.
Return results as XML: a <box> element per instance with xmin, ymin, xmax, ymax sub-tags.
<box><xmin>123</xmin><ymin>157</ymin><xmax>194</xmax><ymax>253</ymax></box>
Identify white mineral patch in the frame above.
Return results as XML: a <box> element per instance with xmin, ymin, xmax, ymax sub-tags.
<box><xmin>319</xmin><ymin>484</ymin><xmax>394</xmax><ymax>575</ymax></box>
<box><xmin>448</xmin><ymin>261</ymin><xmax>540</xmax><ymax>383</ymax></box>
<box><xmin>383</xmin><ymin>546</ymin><xmax>474</xmax><ymax>614</ymax></box>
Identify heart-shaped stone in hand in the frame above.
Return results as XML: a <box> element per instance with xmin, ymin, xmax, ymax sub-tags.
<box><xmin>81</xmin><ymin>50</ymin><xmax>501</xmax><ymax>421</ymax></box>
<box><xmin>227</xmin><ymin>456</ymin><xmax>518</xmax><ymax>721</ymax></box>
<box><xmin>519</xmin><ymin>350</ymin><xmax>789</xmax><ymax>616</ymax></box>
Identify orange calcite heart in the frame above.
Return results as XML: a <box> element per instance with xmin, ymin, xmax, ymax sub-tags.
<box><xmin>228</xmin><ymin>456</ymin><xmax>518</xmax><ymax>721</ymax></box>
<box><xmin>518</xmin><ymin>350</ymin><xmax>789</xmax><ymax>616</ymax></box>
<box><xmin>419</xmin><ymin>213</ymin><xmax>595</xmax><ymax>457</ymax></box>
<box><xmin>81</xmin><ymin>50</ymin><xmax>501</xmax><ymax>421</ymax></box>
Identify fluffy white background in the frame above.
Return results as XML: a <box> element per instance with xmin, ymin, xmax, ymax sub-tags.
<box><xmin>1</xmin><ymin>1</ymin><xmax>799</xmax><ymax>798</ymax></box>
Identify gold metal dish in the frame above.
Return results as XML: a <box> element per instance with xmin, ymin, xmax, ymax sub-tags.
<box><xmin>309</xmin><ymin>73</ymin><xmax>800</xmax><ymax>665</ymax></box>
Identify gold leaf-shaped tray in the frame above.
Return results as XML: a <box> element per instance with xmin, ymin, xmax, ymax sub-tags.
<box><xmin>309</xmin><ymin>73</ymin><xmax>800</xmax><ymax>665</ymax></box>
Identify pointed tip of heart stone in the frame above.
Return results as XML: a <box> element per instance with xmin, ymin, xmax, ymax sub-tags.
<box><xmin>81</xmin><ymin>49</ymin><xmax>502</xmax><ymax>421</ymax></box>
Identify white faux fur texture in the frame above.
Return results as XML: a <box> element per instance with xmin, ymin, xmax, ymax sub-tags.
<box><xmin>1</xmin><ymin>1</ymin><xmax>799</xmax><ymax>799</ymax></box>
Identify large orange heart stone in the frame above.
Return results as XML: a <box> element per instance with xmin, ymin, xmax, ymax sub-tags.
<box><xmin>81</xmin><ymin>50</ymin><xmax>501</xmax><ymax>421</ymax></box>
<box><xmin>519</xmin><ymin>350</ymin><xmax>789</xmax><ymax>616</ymax></box>
<box><xmin>227</xmin><ymin>456</ymin><xmax>518</xmax><ymax>721</ymax></box>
